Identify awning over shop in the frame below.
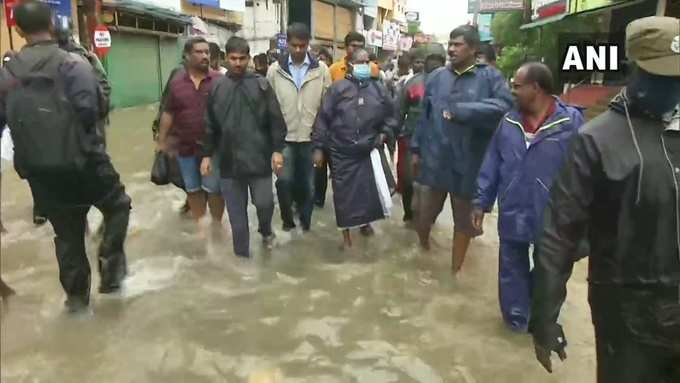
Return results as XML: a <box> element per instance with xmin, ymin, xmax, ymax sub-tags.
<box><xmin>520</xmin><ymin>13</ymin><xmax>568</xmax><ymax>29</ymax></box>
<box><xmin>103</xmin><ymin>0</ymin><xmax>192</xmax><ymax>25</ymax></box>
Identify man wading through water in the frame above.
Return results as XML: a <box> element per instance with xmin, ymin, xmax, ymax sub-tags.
<box><xmin>412</xmin><ymin>25</ymin><xmax>512</xmax><ymax>273</ymax></box>
<box><xmin>0</xmin><ymin>1</ymin><xmax>131</xmax><ymax>312</ymax></box>
<box><xmin>157</xmin><ymin>37</ymin><xmax>225</xmax><ymax>225</ymax></box>
<box><xmin>202</xmin><ymin>37</ymin><xmax>287</xmax><ymax>258</ymax></box>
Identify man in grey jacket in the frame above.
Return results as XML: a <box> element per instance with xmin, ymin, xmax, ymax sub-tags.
<box><xmin>267</xmin><ymin>23</ymin><xmax>331</xmax><ymax>232</ymax></box>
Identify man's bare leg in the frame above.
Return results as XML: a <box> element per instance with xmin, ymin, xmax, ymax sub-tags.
<box><xmin>416</xmin><ymin>190</ymin><xmax>447</xmax><ymax>250</ymax></box>
<box><xmin>207</xmin><ymin>193</ymin><xmax>225</xmax><ymax>223</ymax></box>
<box><xmin>452</xmin><ymin>231</ymin><xmax>472</xmax><ymax>273</ymax></box>
<box><xmin>187</xmin><ymin>191</ymin><xmax>207</xmax><ymax>221</ymax></box>
<box><xmin>342</xmin><ymin>229</ymin><xmax>352</xmax><ymax>249</ymax></box>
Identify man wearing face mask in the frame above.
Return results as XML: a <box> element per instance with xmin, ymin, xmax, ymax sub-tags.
<box><xmin>530</xmin><ymin>16</ymin><xmax>680</xmax><ymax>382</ymax></box>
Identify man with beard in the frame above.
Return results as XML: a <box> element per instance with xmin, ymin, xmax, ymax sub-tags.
<box><xmin>157</xmin><ymin>37</ymin><xmax>224</xmax><ymax>224</ymax></box>
<box><xmin>530</xmin><ymin>16</ymin><xmax>680</xmax><ymax>382</ymax></box>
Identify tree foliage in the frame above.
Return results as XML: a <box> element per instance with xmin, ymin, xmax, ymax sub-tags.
<box><xmin>491</xmin><ymin>11</ymin><xmax>605</xmax><ymax>81</ymax></box>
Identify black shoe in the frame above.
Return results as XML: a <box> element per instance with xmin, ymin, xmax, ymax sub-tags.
<box><xmin>360</xmin><ymin>225</ymin><xmax>375</xmax><ymax>237</ymax></box>
<box><xmin>282</xmin><ymin>222</ymin><xmax>296</xmax><ymax>232</ymax></box>
<box><xmin>65</xmin><ymin>295</ymin><xmax>89</xmax><ymax>313</ymax></box>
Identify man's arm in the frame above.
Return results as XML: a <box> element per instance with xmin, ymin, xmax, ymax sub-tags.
<box><xmin>447</xmin><ymin>69</ymin><xmax>513</xmax><ymax>131</ymax></box>
<box><xmin>62</xmin><ymin>59</ymin><xmax>101</xmax><ymax>130</ymax></box>
<box><xmin>201</xmin><ymin>84</ymin><xmax>220</xmax><ymax>159</ymax></box>
<box><xmin>530</xmin><ymin>133</ymin><xmax>599</xmax><ymax>350</ymax></box>
<box><xmin>473</xmin><ymin>126</ymin><xmax>503</xmax><ymax>212</ymax></box>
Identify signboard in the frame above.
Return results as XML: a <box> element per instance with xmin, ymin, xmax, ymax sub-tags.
<box><xmin>364</xmin><ymin>5</ymin><xmax>378</xmax><ymax>17</ymax></box>
<box><xmin>276</xmin><ymin>33</ymin><xmax>287</xmax><ymax>50</ymax></box>
<box><xmin>219</xmin><ymin>0</ymin><xmax>245</xmax><ymax>11</ymax></box>
<box><xmin>40</xmin><ymin>0</ymin><xmax>72</xmax><ymax>17</ymax></box>
<box><xmin>531</xmin><ymin>0</ymin><xmax>568</xmax><ymax>20</ymax></box>
<box><xmin>404</xmin><ymin>11</ymin><xmax>419</xmax><ymax>22</ymax></box>
<box><xmin>4</xmin><ymin>0</ymin><xmax>17</xmax><ymax>27</ymax></box>
<box><xmin>478</xmin><ymin>13</ymin><xmax>493</xmax><ymax>41</ymax></box>
<box><xmin>407</xmin><ymin>20</ymin><xmax>420</xmax><ymax>35</ymax></box>
<box><xmin>399</xmin><ymin>36</ymin><xmax>413</xmax><ymax>51</ymax></box>
<box><xmin>366</xmin><ymin>29</ymin><xmax>383</xmax><ymax>48</ymax></box>
<box><xmin>382</xmin><ymin>21</ymin><xmax>400</xmax><ymax>51</ymax></box>
<box><xmin>93</xmin><ymin>25</ymin><xmax>112</xmax><ymax>58</ymax></box>
<box><xmin>479</xmin><ymin>0</ymin><xmax>524</xmax><ymax>12</ymax></box>
<box><xmin>468</xmin><ymin>0</ymin><xmax>479</xmax><ymax>13</ymax></box>
<box><xmin>570</xmin><ymin>0</ymin><xmax>633</xmax><ymax>14</ymax></box>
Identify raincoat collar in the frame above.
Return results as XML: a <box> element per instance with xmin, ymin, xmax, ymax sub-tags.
<box><xmin>505</xmin><ymin>97</ymin><xmax>574</xmax><ymax>143</ymax></box>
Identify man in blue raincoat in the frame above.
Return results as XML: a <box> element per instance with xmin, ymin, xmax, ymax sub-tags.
<box><xmin>472</xmin><ymin>62</ymin><xmax>585</xmax><ymax>331</ymax></box>
<box><xmin>411</xmin><ymin>25</ymin><xmax>512</xmax><ymax>273</ymax></box>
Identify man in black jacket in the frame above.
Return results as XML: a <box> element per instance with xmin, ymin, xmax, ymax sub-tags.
<box><xmin>530</xmin><ymin>16</ymin><xmax>680</xmax><ymax>382</ymax></box>
<box><xmin>0</xmin><ymin>1</ymin><xmax>130</xmax><ymax>312</ymax></box>
<box><xmin>201</xmin><ymin>37</ymin><xmax>286</xmax><ymax>258</ymax></box>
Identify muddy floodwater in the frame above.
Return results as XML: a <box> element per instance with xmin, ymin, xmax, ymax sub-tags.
<box><xmin>1</xmin><ymin>105</ymin><xmax>596</xmax><ymax>382</ymax></box>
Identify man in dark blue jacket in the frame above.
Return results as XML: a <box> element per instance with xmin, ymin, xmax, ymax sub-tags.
<box><xmin>472</xmin><ymin>63</ymin><xmax>584</xmax><ymax>332</ymax></box>
<box><xmin>411</xmin><ymin>25</ymin><xmax>512</xmax><ymax>273</ymax></box>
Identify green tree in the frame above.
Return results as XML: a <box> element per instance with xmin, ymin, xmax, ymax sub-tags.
<box><xmin>491</xmin><ymin>11</ymin><xmax>604</xmax><ymax>82</ymax></box>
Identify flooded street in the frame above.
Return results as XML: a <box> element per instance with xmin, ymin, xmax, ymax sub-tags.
<box><xmin>1</xmin><ymin>105</ymin><xmax>595</xmax><ymax>382</ymax></box>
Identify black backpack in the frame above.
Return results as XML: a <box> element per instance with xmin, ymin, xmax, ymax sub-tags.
<box><xmin>6</xmin><ymin>47</ymin><xmax>86</xmax><ymax>178</ymax></box>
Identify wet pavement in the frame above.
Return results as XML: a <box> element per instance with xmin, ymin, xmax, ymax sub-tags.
<box><xmin>1</xmin><ymin>105</ymin><xmax>595</xmax><ymax>382</ymax></box>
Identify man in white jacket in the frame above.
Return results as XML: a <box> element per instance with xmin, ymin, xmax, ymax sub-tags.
<box><xmin>267</xmin><ymin>23</ymin><xmax>331</xmax><ymax>232</ymax></box>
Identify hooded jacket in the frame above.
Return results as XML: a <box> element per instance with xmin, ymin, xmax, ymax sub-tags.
<box><xmin>203</xmin><ymin>73</ymin><xmax>287</xmax><ymax>178</ymax></box>
<box><xmin>410</xmin><ymin>64</ymin><xmax>513</xmax><ymax>198</ymax></box>
<box><xmin>474</xmin><ymin>98</ymin><xmax>585</xmax><ymax>242</ymax></box>
<box><xmin>530</xmin><ymin>92</ymin><xmax>680</xmax><ymax>350</ymax></box>
<box><xmin>267</xmin><ymin>53</ymin><xmax>331</xmax><ymax>143</ymax></box>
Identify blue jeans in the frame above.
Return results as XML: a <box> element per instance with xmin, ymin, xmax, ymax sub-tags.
<box><xmin>176</xmin><ymin>155</ymin><xmax>220</xmax><ymax>194</ymax></box>
<box><xmin>275</xmin><ymin>142</ymin><xmax>315</xmax><ymax>230</ymax></box>
<box><xmin>499</xmin><ymin>241</ymin><xmax>534</xmax><ymax>332</ymax></box>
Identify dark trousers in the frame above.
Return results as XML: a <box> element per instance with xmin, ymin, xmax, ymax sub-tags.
<box><xmin>28</xmin><ymin>157</ymin><xmax>131</xmax><ymax>305</ymax></box>
<box><xmin>591</xmin><ymin>285</ymin><xmax>680</xmax><ymax>383</ymax></box>
<box><xmin>499</xmin><ymin>241</ymin><xmax>534</xmax><ymax>332</ymax></box>
<box><xmin>275</xmin><ymin>142</ymin><xmax>314</xmax><ymax>230</ymax></box>
<box><xmin>221</xmin><ymin>176</ymin><xmax>274</xmax><ymax>257</ymax></box>
<box><xmin>396</xmin><ymin>137</ymin><xmax>414</xmax><ymax>220</ymax></box>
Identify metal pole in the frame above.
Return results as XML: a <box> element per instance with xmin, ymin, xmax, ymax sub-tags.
<box><xmin>8</xmin><ymin>25</ymin><xmax>14</xmax><ymax>50</ymax></box>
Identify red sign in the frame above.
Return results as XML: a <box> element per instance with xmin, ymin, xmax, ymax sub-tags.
<box><xmin>4</xmin><ymin>0</ymin><xmax>18</xmax><ymax>27</ymax></box>
<box><xmin>93</xmin><ymin>24</ymin><xmax>111</xmax><ymax>58</ymax></box>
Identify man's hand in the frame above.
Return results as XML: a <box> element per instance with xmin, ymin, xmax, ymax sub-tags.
<box><xmin>313</xmin><ymin>149</ymin><xmax>325</xmax><ymax>168</ymax></box>
<box><xmin>156</xmin><ymin>139</ymin><xmax>168</xmax><ymax>153</ymax></box>
<box><xmin>200</xmin><ymin>157</ymin><xmax>212</xmax><ymax>176</ymax></box>
<box><xmin>375</xmin><ymin>133</ymin><xmax>387</xmax><ymax>149</ymax></box>
<box><xmin>272</xmin><ymin>152</ymin><xmax>284</xmax><ymax>176</ymax></box>
<box><xmin>412</xmin><ymin>153</ymin><xmax>420</xmax><ymax>177</ymax></box>
<box><xmin>533</xmin><ymin>339</ymin><xmax>567</xmax><ymax>373</ymax></box>
<box><xmin>471</xmin><ymin>207</ymin><xmax>485</xmax><ymax>231</ymax></box>
<box><xmin>442</xmin><ymin>110</ymin><xmax>454</xmax><ymax>121</ymax></box>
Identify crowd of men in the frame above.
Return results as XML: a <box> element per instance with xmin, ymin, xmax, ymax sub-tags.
<box><xmin>0</xmin><ymin>1</ymin><xmax>678</xmax><ymax>380</ymax></box>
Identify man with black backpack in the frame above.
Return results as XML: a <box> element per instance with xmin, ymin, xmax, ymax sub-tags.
<box><xmin>0</xmin><ymin>1</ymin><xmax>131</xmax><ymax>312</ymax></box>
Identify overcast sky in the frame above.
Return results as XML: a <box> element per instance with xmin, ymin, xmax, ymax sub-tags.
<box><xmin>408</xmin><ymin>0</ymin><xmax>473</xmax><ymax>38</ymax></box>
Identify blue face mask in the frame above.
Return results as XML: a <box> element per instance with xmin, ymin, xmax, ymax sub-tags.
<box><xmin>627</xmin><ymin>69</ymin><xmax>680</xmax><ymax>117</ymax></box>
<box><xmin>353</xmin><ymin>64</ymin><xmax>371</xmax><ymax>81</ymax></box>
